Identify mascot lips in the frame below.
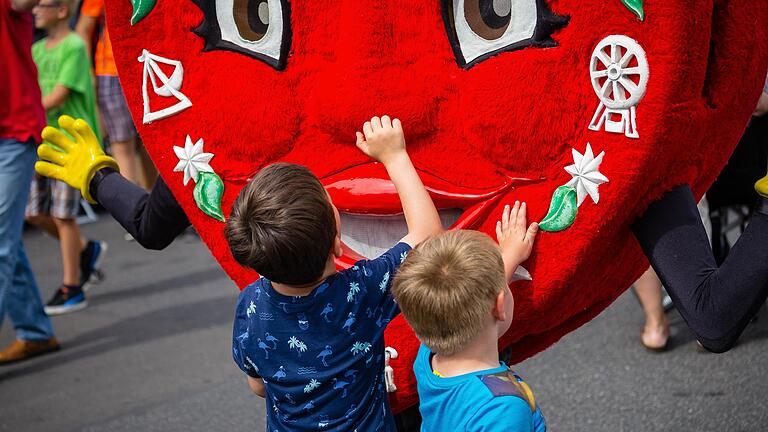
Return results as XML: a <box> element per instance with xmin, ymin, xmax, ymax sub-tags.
<box><xmin>323</xmin><ymin>162</ymin><xmax>538</xmax><ymax>260</ymax></box>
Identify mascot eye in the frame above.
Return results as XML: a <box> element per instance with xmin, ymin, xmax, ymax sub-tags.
<box><xmin>441</xmin><ymin>0</ymin><xmax>568</xmax><ymax>68</ymax></box>
<box><xmin>192</xmin><ymin>0</ymin><xmax>291</xmax><ymax>70</ymax></box>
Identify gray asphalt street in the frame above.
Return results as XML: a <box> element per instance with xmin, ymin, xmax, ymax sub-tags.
<box><xmin>1</xmin><ymin>216</ymin><xmax>766</xmax><ymax>432</ymax></box>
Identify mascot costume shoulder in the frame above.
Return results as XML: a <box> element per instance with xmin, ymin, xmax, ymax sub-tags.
<box><xmin>97</xmin><ymin>0</ymin><xmax>767</xmax><ymax>412</ymax></box>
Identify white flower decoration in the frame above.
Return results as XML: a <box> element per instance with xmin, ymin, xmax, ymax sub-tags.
<box><xmin>564</xmin><ymin>143</ymin><xmax>609</xmax><ymax>206</ymax></box>
<box><xmin>173</xmin><ymin>135</ymin><xmax>214</xmax><ymax>185</ymax></box>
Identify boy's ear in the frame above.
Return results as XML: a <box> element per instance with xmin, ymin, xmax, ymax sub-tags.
<box><xmin>491</xmin><ymin>290</ymin><xmax>507</xmax><ymax>322</ymax></box>
<box><xmin>333</xmin><ymin>234</ymin><xmax>343</xmax><ymax>258</ymax></box>
<box><xmin>58</xmin><ymin>4</ymin><xmax>69</xmax><ymax>19</ymax></box>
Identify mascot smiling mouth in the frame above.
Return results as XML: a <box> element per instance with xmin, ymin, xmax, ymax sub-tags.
<box><xmin>322</xmin><ymin>162</ymin><xmax>538</xmax><ymax>270</ymax></box>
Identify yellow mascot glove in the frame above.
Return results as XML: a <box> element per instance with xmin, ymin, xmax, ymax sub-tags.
<box><xmin>756</xmin><ymin>174</ymin><xmax>768</xmax><ymax>199</ymax></box>
<box><xmin>36</xmin><ymin>115</ymin><xmax>120</xmax><ymax>204</ymax></box>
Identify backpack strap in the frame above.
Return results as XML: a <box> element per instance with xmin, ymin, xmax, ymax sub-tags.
<box><xmin>478</xmin><ymin>368</ymin><xmax>536</xmax><ymax>413</ymax></box>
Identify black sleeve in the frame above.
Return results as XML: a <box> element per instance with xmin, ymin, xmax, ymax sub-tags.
<box><xmin>91</xmin><ymin>170</ymin><xmax>191</xmax><ymax>250</ymax></box>
<box><xmin>631</xmin><ymin>185</ymin><xmax>768</xmax><ymax>353</ymax></box>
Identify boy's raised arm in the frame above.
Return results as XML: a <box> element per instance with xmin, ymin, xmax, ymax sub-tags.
<box><xmin>356</xmin><ymin>115</ymin><xmax>442</xmax><ymax>247</ymax></box>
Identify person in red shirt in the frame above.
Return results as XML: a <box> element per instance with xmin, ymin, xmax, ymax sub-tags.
<box><xmin>0</xmin><ymin>0</ymin><xmax>59</xmax><ymax>364</ymax></box>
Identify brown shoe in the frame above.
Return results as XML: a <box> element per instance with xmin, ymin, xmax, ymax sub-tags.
<box><xmin>0</xmin><ymin>338</ymin><xmax>60</xmax><ymax>364</ymax></box>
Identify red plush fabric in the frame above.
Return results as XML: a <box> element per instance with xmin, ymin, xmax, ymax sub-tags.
<box><xmin>104</xmin><ymin>0</ymin><xmax>768</xmax><ymax>412</ymax></box>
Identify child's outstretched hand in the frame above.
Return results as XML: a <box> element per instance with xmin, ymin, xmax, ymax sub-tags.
<box><xmin>355</xmin><ymin>115</ymin><xmax>405</xmax><ymax>165</ymax></box>
<box><xmin>496</xmin><ymin>201</ymin><xmax>539</xmax><ymax>280</ymax></box>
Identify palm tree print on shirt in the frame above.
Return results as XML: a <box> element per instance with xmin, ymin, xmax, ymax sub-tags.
<box><xmin>347</xmin><ymin>281</ymin><xmax>360</xmax><ymax>303</ymax></box>
<box><xmin>350</xmin><ymin>341</ymin><xmax>372</xmax><ymax>356</ymax></box>
<box><xmin>379</xmin><ymin>271</ymin><xmax>390</xmax><ymax>292</ymax></box>
<box><xmin>288</xmin><ymin>336</ymin><xmax>307</xmax><ymax>356</ymax></box>
<box><xmin>304</xmin><ymin>378</ymin><xmax>321</xmax><ymax>393</ymax></box>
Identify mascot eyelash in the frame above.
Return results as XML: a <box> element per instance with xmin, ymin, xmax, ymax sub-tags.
<box><xmin>441</xmin><ymin>0</ymin><xmax>569</xmax><ymax>68</ymax></box>
<box><xmin>192</xmin><ymin>0</ymin><xmax>292</xmax><ymax>70</ymax></box>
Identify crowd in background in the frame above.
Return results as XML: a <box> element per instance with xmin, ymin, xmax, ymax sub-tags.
<box><xmin>1</xmin><ymin>0</ymin><xmax>156</xmax><ymax>364</ymax></box>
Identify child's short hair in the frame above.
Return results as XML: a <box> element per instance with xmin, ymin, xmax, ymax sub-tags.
<box><xmin>392</xmin><ymin>230</ymin><xmax>507</xmax><ymax>356</ymax></box>
<box><xmin>225</xmin><ymin>163</ymin><xmax>337</xmax><ymax>285</ymax></box>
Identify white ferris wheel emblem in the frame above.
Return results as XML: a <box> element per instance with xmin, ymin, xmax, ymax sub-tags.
<box><xmin>588</xmin><ymin>35</ymin><xmax>649</xmax><ymax>139</ymax></box>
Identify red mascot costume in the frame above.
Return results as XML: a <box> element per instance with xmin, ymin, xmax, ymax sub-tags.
<box><xmin>101</xmin><ymin>0</ymin><xmax>768</xmax><ymax>413</ymax></box>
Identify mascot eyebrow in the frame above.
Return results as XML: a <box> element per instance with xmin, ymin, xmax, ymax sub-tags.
<box><xmin>191</xmin><ymin>0</ymin><xmax>568</xmax><ymax>71</ymax></box>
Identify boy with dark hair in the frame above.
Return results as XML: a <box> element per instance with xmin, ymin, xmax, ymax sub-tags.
<box><xmin>225</xmin><ymin>115</ymin><xmax>442</xmax><ymax>430</ymax></box>
<box><xmin>392</xmin><ymin>203</ymin><xmax>544</xmax><ymax>431</ymax></box>
<box><xmin>27</xmin><ymin>0</ymin><xmax>106</xmax><ymax>315</ymax></box>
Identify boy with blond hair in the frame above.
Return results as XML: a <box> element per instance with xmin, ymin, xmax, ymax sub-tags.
<box><xmin>393</xmin><ymin>203</ymin><xmax>545</xmax><ymax>431</ymax></box>
<box><xmin>225</xmin><ymin>116</ymin><xmax>442</xmax><ymax>430</ymax></box>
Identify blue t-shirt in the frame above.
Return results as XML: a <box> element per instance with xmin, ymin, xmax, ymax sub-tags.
<box><xmin>414</xmin><ymin>345</ymin><xmax>546</xmax><ymax>432</ymax></box>
<box><xmin>232</xmin><ymin>242</ymin><xmax>411</xmax><ymax>431</ymax></box>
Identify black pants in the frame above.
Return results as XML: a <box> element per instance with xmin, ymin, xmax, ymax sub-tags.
<box><xmin>632</xmin><ymin>185</ymin><xmax>768</xmax><ymax>352</ymax></box>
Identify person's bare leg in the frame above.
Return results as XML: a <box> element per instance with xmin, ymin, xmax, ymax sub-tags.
<box><xmin>136</xmin><ymin>143</ymin><xmax>158</xmax><ymax>190</ymax></box>
<box><xmin>26</xmin><ymin>214</ymin><xmax>86</xmax><ymax>250</ymax></box>
<box><xmin>110</xmin><ymin>138</ymin><xmax>138</xmax><ymax>184</ymax></box>
<box><xmin>52</xmin><ymin>217</ymin><xmax>82</xmax><ymax>286</ymax></box>
<box><xmin>634</xmin><ymin>266</ymin><xmax>669</xmax><ymax>350</ymax></box>
<box><xmin>26</xmin><ymin>214</ymin><xmax>59</xmax><ymax>238</ymax></box>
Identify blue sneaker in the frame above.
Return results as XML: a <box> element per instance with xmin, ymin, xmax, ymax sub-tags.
<box><xmin>80</xmin><ymin>240</ymin><xmax>107</xmax><ymax>291</ymax></box>
<box><xmin>44</xmin><ymin>285</ymin><xmax>88</xmax><ymax>316</ymax></box>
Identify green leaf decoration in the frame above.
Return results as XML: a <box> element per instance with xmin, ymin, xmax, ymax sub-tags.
<box><xmin>130</xmin><ymin>0</ymin><xmax>157</xmax><ymax>25</ymax></box>
<box><xmin>620</xmin><ymin>0</ymin><xmax>645</xmax><ymax>21</ymax></box>
<box><xmin>539</xmin><ymin>185</ymin><xmax>578</xmax><ymax>232</ymax></box>
<box><xmin>193</xmin><ymin>171</ymin><xmax>225</xmax><ymax>222</ymax></box>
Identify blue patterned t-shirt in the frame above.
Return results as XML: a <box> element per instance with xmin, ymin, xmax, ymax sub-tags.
<box><xmin>232</xmin><ymin>242</ymin><xmax>411</xmax><ymax>431</ymax></box>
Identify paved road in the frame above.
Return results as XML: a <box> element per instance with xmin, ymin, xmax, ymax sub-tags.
<box><xmin>1</xmin><ymin>216</ymin><xmax>766</xmax><ymax>431</ymax></box>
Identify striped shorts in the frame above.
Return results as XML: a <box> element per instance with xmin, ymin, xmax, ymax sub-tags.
<box><xmin>26</xmin><ymin>174</ymin><xmax>81</xmax><ymax>220</ymax></box>
<box><xmin>97</xmin><ymin>75</ymin><xmax>137</xmax><ymax>143</ymax></box>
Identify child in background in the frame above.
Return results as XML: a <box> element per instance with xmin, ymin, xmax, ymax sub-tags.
<box><xmin>28</xmin><ymin>0</ymin><xmax>106</xmax><ymax>315</ymax></box>
<box><xmin>393</xmin><ymin>203</ymin><xmax>544</xmax><ymax>431</ymax></box>
<box><xmin>225</xmin><ymin>116</ymin><xmax>442</xmax><ymax>430</ymax></box>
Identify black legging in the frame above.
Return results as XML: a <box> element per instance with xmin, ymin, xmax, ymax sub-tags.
<box><xmin>632</xmin><ymin>185</ymin><xmax>768</xmax><ymax>353</ymax></box>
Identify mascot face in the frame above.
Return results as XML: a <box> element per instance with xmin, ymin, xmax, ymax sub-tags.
<box><xmin>106</xmin><ymin>0</ymin><xmax>767</xmax><ymax>410</ymax></box>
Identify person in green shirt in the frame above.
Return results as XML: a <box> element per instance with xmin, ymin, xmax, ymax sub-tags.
<box><xmin>26</xmin><ymin>0</ymin><xmax>107</xmax><ymax>315</ymax></box>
